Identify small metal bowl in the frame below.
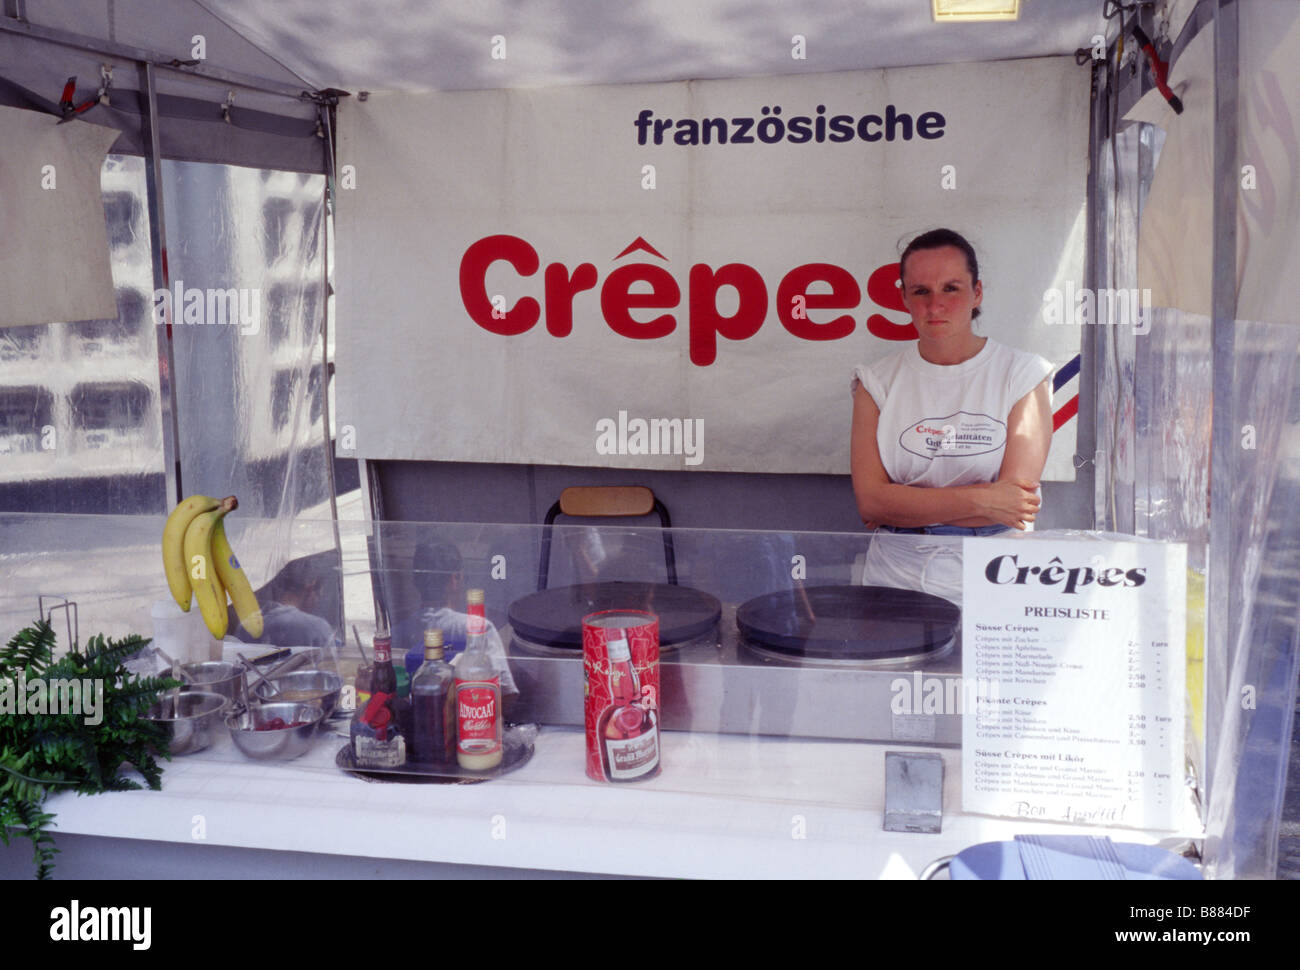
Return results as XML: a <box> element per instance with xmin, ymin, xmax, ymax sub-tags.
<box><xmin>180</xmin><ymin>661</ymin><xmax>245</xmax><ymax>702</ymax></box>
<box><xmin>144</xmin><ymin>691</ymin><xmax>228</xmax><ymax>756</ymax></box>
<box><xmin>252</xmin><ymin>670</ymin><xmax>342</xmax><ymax>718</ymax></box>
<box><xmin>226</xmin><ymin>701</ymin><xmax>326</xmax><ymax>761</ymax></box>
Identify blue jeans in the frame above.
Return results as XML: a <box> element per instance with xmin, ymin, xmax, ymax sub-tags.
<box><xmin>875</xmin><ymin>523</ymin><xmax>1012</xmax><ymax>537</ymax></box>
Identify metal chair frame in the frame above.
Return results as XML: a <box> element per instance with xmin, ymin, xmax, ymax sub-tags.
<box><xmin>536</xmin><ymin>486</ymin><xmax>678</xmax><ymax>591</ymax></box>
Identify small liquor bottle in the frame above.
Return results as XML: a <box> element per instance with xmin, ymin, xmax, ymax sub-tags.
<box><xmin>350</xmin><ymin>635</ymin><xmax>406</xmax><ymax>768</ymax></box>
<box><xmin>597</xmin><ymin>629</ymin><xmax>659</xmax><ymax>781</ymax></box>
<box><xmin>372</xmin><ymin>634</ymin><xmax>397</xmax><ymax>695</ymax></box>
<box><xmin>455</xmin><ymin>589</ymin><xmax>503</xmax><ymax>770</ymax></box>
<box><xmin>411</xmin><ymin>628</ymin><xmax>455</xmax><ymax>768</ymax></box>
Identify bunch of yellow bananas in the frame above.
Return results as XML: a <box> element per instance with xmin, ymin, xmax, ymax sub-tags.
<box><xmin>162</xmin><ymin>494</ymin><xmax>264</xmax><ymax>640</ymax></box>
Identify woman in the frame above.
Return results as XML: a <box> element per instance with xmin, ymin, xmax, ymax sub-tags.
<box><xmin>849</xmin><ymin>228</ymin><xmax>1054</xmax><ymax>604</ymax></box>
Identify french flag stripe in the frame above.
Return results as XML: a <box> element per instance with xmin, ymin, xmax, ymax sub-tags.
<box><xmin>1053</xmin><ymin>395</ymin><xmax>1079</xmax><ymax>431</ymax></box>
<box><xmin>1053</xmin><ymin>354</ymin><xmax>1080</xmax><ymax>392</ymax></box>
<box><xmin>1051</xmin><ymin>354</ymin><xmax>1081</xmax><ymax>432</ymax></box>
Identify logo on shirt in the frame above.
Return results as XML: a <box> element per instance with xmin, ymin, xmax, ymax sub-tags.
<box><xmin>901</xmin><ymin>411</ymin><xmax>1005</xmax><ymax>459</ymax></box>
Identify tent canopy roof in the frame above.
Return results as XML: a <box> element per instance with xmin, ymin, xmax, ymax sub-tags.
<box><xmin>0</xmin><ymin>0</ymin><xmax>1112</xmax><ymax>171</ymax></box>
<box><xmin>198</xmin><ymin>0</ymin><xmax>1113</xmax><ymax>92</ymax></box>
<box><xmin>14</xmin><ymin>0</ymin><xmax>1111</xmax><ymax>96</ymax></box>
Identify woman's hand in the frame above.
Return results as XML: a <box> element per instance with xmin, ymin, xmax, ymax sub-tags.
<box><xmin>979</xmin><ymin>479</ymin><xmax>1041</xmax><ymax>530</ymax></box>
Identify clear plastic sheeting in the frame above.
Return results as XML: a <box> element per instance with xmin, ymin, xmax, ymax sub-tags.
<box><xmin>1130</xmin><ymin>306</ymin><xmax>1213</xmax><ymax>794</ymax></box>
<box><xmin>1094</xmin><ymin>2</ymin><xmax>1300</xmax><ymax>878</ymax></box>
<box><xmin>1096</xmin><ymin>98</ymin><xmax>1217</xmax><ymax>809</ymax></box>
<box><xmin>1094</xmin><ymin>119</ymin><xmax>1151</xmax><ymax>537</ymax></box>
<box><xmin>1134</xmin><ymin>308</ymin><xmax>1212</xmax><ymax>550</ymax></box>
<box><xmin>0</xmin><ymin>155</ymin><xmax>166</xmax><ymax>514</ymax></box>
<box><xmin>162</xmin><ymin>162</ymin><xmax>333</xmax><ymax>614</ymax></box>
<box><xmin>1203</xmin><ymin>320</ymin><xmax>1300</xmax><ymax>879</ymax></box>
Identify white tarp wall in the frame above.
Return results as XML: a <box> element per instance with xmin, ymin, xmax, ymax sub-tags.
<box><xmin>336</xmin><ymin>57</ymin><xmax>1086</xmax><ymax>477</ymax></box>
<box><xmin>1130</xmin><ymin>0</ymin><xmax>1300</xmax><ymax>331</ymax></box>
<box><xmin>0</xmin><ymin>108</ymin><xmax>118</xmax><ymax>327</ymax></box>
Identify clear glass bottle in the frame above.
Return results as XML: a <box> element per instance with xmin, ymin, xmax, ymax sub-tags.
<box><xmin>350</xmin><ymin>635</ymin><xmax>406</xmax><ymax>768</ymax></box>
<box><xmin>455</xmin><ymin>589</ymin><xmax>503</xmax><ymax>770</ymax></box>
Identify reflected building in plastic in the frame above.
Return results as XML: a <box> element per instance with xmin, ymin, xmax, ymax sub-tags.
<box><xmin>0</xmin><ymin>157</ymin><xmax>328</xmax><ymax>517</ymax></box>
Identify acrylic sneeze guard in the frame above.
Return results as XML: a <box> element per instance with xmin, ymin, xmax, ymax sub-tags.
<box><xmin>0</xmin><ymin>512</ymin><xmax>1219</xmax><ymax>874</ymax></box>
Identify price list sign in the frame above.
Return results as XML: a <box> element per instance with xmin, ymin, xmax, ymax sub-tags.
<box><xmin>960</xmin><ymin>538</ymin><xmax>1186</xmax><ymax>830</ymax></box>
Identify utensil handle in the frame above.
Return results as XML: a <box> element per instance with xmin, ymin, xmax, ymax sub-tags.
<box><xmin>238</xmin><ymin>649</ymin><xmax>313</xmax><ymax>700</ymax></box>
<box><xmin>153</xmin><ymin>646</ymin><xmax>195</xmax><ymax>683</ymax></box>
<box><xmin>264</xmin><ymin>651</ymin><xmax>312</xmax><ymax>679</ymax></box>
<box><xmin>237</xmin><ymin>652</ymin><xmax>278</xmax><ymax>699</ymax></box>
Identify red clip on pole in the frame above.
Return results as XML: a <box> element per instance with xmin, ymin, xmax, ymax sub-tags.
<box><xmin>1132</xmin><ymin>24</ymin><xmax>1183</xmax><ymax>115</ymax></box>
<box><xmin>58</xmin><ymin>76</ymin><xmax>78</xmax><ymax>114</ymax></box>
<box><xmin>56</xmin><ymin>76</ymin><xmax>101</xmax><ymax>122</ymax></box>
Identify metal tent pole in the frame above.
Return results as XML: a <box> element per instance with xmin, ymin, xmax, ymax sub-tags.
<box><xmin>140</xmin><ymin>61</ymin><xmax>183</xmax><ymax>508</ymax></box>
<box><xmin>1081</xmin><ymin>53</ymin><xmax>1105</xmax><ymax>531</ymax></box>
<box><xmin>318</xmin><ymin>102</ymin><xmax>349</xmax><ymax>635</ymax></box>
<box><xmin>1206</xmin><ymin>0</ymin><xmax>1239</xmax><ymax>808</ymax></box>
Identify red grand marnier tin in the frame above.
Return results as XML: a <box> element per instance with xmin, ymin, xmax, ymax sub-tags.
<box><xmin>583</xmin><ymin>610</ymin><xmax>661</xmax><ymax>782</ymax></box>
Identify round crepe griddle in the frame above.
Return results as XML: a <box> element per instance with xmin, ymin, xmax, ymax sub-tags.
<box><xmin>508</xmin><ymin>581</ymin><xmax>721</xmax><ymax>649</ymax></box>
<box><xmin>736</xmin><ymin>585</ymin><xmax>959</xmax><ymax>661</ymax></box>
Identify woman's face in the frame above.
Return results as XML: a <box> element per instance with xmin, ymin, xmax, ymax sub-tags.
<box><xmin>900</xmin><ymin>245</ymin><xmax>983</xmax><ymax>339</ymax></box>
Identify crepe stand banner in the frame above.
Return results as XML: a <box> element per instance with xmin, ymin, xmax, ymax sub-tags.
<box><xmin>336</xmin><ymin>58</ymin><xmax>1086</xmax><ymax>477</ymax></box>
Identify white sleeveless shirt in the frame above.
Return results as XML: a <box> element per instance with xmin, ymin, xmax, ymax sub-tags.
<box><xmin>850</xmin><ymin>337</ymin><xmax>1053</xmax><ymax>604</ymax></box>
<box><xmin>851</xmin><ymin>337</ymin><xmax>1053</xmax><ymax>490</ymax></box>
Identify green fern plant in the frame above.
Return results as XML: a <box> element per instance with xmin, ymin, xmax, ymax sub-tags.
<box><xmin>0</xmin><ymin>618</ymin><xmax>178</xmax><ymax>878</ymax></box>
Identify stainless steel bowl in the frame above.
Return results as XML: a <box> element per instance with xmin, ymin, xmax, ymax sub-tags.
<box><xmin>180</xmin><ymin>661</ymin><xmax>244</xmax><ymax>702</ymax></box>
<box><xmin>251</xmin><ymin>670</ymin><xmax>342</xmax><ymax>718</ymax></box>
<box><xmin>144</xmin><ymin>691</ymin><xmax>228</xmax><ymax>755</ymax></box>
<box><xmin>226</xmin><ymin>702</ymin><xmax>326</xmax><ymax>760</ymax></box>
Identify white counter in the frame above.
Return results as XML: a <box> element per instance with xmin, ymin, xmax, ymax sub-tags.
<box><xmin>12</xmin><ymin>724</ymin><xmax>1201</xmax><ymax>879</ymax></box>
